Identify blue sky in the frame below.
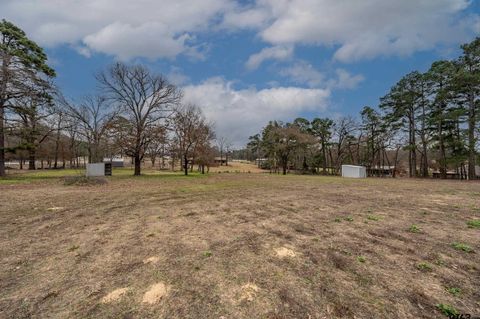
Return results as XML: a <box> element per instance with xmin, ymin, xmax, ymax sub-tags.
<box><xmin>3</xmin><ymin>0</ymin><xmax>479</xmax><ymax>146</ymax></box>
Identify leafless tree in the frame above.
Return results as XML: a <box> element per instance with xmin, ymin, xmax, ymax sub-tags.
<box><xmin>172</xmin><ymin>104</ymin><xmax>213</xmax><ymax>175</ymax></box>
<box><xmin>63</xmin><ymin>95</ymin><xmax>116</xmax><ymax>163</ymax></box>
<box><xmin>97</xmin><ymin>62</ymin><xmax>181</xmax><ymax>175</ymax></box>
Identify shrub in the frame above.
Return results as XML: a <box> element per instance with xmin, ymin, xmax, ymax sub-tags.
<box><xmin>357</xmin><ymin>256</ymin><xmax>366</xmax><ymax>263</ymax></box>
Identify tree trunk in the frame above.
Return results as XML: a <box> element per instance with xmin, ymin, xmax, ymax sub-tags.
<box><xmin>201</xmin><ymin>164</ymin><xmax>205</xmax><ymax>174</ymax></box>
<box><xmin>467</xmin><ymin>92</ymin><xmax>476</xmax><ymax>180</ymax></box>
<box><xmin>0</xmin><ymin>103</ymin><xmax>5</xmax><ymax>177</ymax></box>
<box><xmin>322</xmin><ymin>141</ymin><xmax>327</xmax><ymax>175</ymax></box>
<box><xmin>151</xmin><ymin>157</ymin><xmax>156</xmax><ymax>169</ymax></box>
<box><xmin>184</xmin><ymin>154</ymin><xmax>188</xmax><ymax>176</ymax></box>
<box><xmin>28</xmin><ymin>149</ymin><xmax>36</xmax><ymax>170</ymax></box>
<box><xmin>134</xmin><ymin>154</ymin><xmax>141</xmax><ymax>176</ymax></box>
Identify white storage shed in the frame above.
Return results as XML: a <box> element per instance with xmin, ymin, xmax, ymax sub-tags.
<box><xmin>86</xmin><ymin>163</ymin><xmax>105</xmax><ymax>177</ymax></box>
<box><xmin>341</xmin><ymin>165</ymin><xmax>367</xmax><ymax>178</ymax></box>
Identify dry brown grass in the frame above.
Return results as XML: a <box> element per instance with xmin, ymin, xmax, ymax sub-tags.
<box><xmin>0</xmin><ymin>170</ymin><xmax>479</xmax><ymax>318</ymax></box>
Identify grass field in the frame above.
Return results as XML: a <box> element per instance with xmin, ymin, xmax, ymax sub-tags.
<box><xmin>1</xmin><ymin>166</ymin><xmax>479</xmax><ymax>318</ymax></box>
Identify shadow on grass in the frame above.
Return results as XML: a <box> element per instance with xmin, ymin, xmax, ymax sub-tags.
<box><xmin>0</xmin><ymin>168</ymin><xmax>208</xmax><ymax>185</ymax></box>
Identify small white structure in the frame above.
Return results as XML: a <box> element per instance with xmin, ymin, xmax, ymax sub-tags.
<box><xmin>86</xmin><ymin>163</ymin><xmax>105</xmax><ymax>177</ymax></box>
<box><xmin>342</xmin><ymin>165</ymin><xmax>367</xmax><ymax>178</ymax></box>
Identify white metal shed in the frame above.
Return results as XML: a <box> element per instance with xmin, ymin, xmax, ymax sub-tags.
<box><xmin>341</xmin><ymin>165</ymin><xmax>367</xmax><ymax>178</ymax></box>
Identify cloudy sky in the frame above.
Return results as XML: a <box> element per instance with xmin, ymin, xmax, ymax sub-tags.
<box><xmin>3</xmin><ymin>0</ymin><xmax>479</xmax><ymax>146</ymax></box>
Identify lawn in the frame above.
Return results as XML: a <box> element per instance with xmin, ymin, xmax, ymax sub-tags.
<box><xmin>0</xmin><ymin>169</ymin><xmax>479</xmax><ymax>318</ymax></box>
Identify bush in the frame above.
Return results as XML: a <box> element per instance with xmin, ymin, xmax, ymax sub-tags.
<box><xmin>63</xmin><ymin>176</ymin><xmax>108</xmax><ymax>186</ymax></box>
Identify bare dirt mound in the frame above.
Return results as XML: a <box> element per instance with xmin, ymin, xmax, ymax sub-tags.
<box><xmin>142</xmin><ymin>282</ymin><xmax>170</xmax><ymax>304</ymax></box>
<box><xmin>101</xmin><ymin>287</ymin><xmax>129</xmax><ymax>303</ymax></box>
<box><xmin>274</xmin><ymin>246</ymin><xmax>297</xmax><ymax>258</ymax></box>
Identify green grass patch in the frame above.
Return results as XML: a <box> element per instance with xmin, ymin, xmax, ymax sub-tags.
<box><xmin>357</xmin><ymin>256</ymin><xmax>366</xmax><ymax>263</ymax></box>
<box><xmin>409</xmin><ymin>224</ymin><xmax>421</xmax><ymax>233</ymax></box>
<box><xmin>416</xmin><ymin>262</ymin><xmax>433</xmax><ymax>271</ymax></box>
<box><xmin>367</xmin><ymin>215</ymin><xmax>380</xmax><ymax>221</ymax></box>
<box><xmin>466</xmin><ymin>219</ymin><xmax>480</xmax><ymax>229</ymax></box>
<box><xmin>203</xmin><ymin>250</ymin><xmax>212</xmax><ymax>258</ymax></box>
<box><xmin>446</xmin><ymin>287</ymin><xmax>461</xmax><ymax>297</ymax></box>
<box><xmin>451</xmin><ymin>242</ymin><xmax>473</xmax><ymax>253</ymax></box>
<box><xmin>344</xmin><ymin>216</ymin><xmax>354</xmax><ymax>222</ymax></box>
<box><xmin>436</xmin><ymin>303</ymin><xmax>458</xmax><ymax>317</ymax></box>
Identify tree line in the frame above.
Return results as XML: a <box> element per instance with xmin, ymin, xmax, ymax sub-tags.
<box><xmin>242</xmin><ymin>38</ymin><xmax>479</xmax><ymax>179</ymax></box>
<box><xmin>0</xmin><ymin>20</ymin><xmax>217</xmax><ymax>177</ymax></box>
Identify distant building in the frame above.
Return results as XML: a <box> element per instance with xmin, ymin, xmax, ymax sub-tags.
<box><xmin>103</xmin><ymin>157</ymin><xmax>124</xmax><ymax>168</ymax></box>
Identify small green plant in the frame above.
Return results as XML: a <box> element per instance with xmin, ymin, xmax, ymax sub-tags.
<box><xmin>446</xmin><ymin>287</ymin><xmax>461</xmax><ymax>296</ymax></box>
<box><xmin>451</xmin><ymin>242</ymin><xmax>473</xmax><ymax>253</ymax></box>
<box><xmin>334</xmin><ymin>218</ymin><xmax>342</xmax><ymax>222</ymax></box>
<box><xmin>203</xmin><ymin>250</ymin><xmax>212</xmax><ymax>257</ymax></box>
<box><xmin>312</xmin><ymin>237</ymin><xmax>320</xmax><ymax>242</ymax></box>
<box><xmin>434</xmin><ymin>259</ymin><xmax>445</xmax><ymax>266</ymax></box>
<box><xmin>68</xmin><ymin>245</ymin><xmax>79</xmax><ymax>252</ymax></box>
<box><xmin>416</xmin><ymin>262</ymin><xmax>432</xmax><ymax>271</ymax></box>
<box><xmin>436</xmin><ymin>303</ymin><xmax>458</xmax><ymax>317</ymax></box>
<box><xmin>409</xmin><ymin>224</ymin><xmax>421</xmax><ymax>233</ymax></box>
<box><xmin>357</xmin><ymin>256</ymin><xmax>366</xmax><ymax>263</ymax></box>
<box><xmin>467</xmin><ymin>219</ymin><xmax>480</xmax><ymax>229</ymax></box>
<box><xmin>367</xmin><ymin>215</ymin><xmax>379</xmax><ymax>221</ymax></box>
<box><xmin>344</xmin><ymin>216</ymin><xmax>353</xmax><ymax>222</ymax></box>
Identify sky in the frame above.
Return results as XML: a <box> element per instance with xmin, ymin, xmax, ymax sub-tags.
<box><xmin>2</xmin><ymin>0</ymin><xmax>480</xmax><ymax>147</ymax></box>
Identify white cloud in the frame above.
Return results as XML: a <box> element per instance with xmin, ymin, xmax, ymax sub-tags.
<box><xmin>279</xmin><ymin>62</ymin><xmax>364</xmax><ymax>90</ymax></box>
<box><xmin>279</xmin><ymin>61</ymin><xmax>324</xmax><ymax>87</ymax></box>
<box><xmin>2</xmin><ymin>0</ymin><xmax>232</xmax><ymax>60</ymax></box>
<box><xmin>330</xmin><ymin>69</ymin><xmax>364</xmax><ymax>89</ymax></box>
<box><xmin>245</xmin><ymin>46</ymin><xmax>293</xmax><ymax>70</ymax></box>
<box><xmin>2</xmin><ymin>0</ymin><xmax>477</xmax><ymax>62</ymax></box>
<box><xmin>182</xmin><ymin>77</ymin><xmax>330</xmax><ymax>146</ymax></box>
<box><xmin>240</xmin><ymin>0</ymin><xmax>478</xmax><ymax>62</ymax></box>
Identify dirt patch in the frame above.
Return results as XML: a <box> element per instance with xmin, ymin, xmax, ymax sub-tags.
<box><xmin>239</xmin><ymin>283</ymin><xmax>259</xmax><ymax>302</ymax></box>
<box><xmin>274</xmin><ymin>246</ymin><xmax>297</xmax><ymax>258</ymax></box>
<box><xmin>101</xmin><ymin>287</ymin><xmax>129</xmax><ymax>303</ymax></box>
<box><xmin>143</xmin><ymin>256</ymin><xmax>160</xmax><ymax>264</ymax></box>
<box><xmin>1</xmin><ymin>173</ymin><xmax>479</xmax><ymax>318</ymax></box>
<box><xmin>142</xmin><ymin>282</ymin><xmax>170</xmax><ymax>304</ymax></box>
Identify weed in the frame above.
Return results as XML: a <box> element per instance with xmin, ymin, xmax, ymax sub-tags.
<box><xmin>367</xmin><ymin>215</ymin><xmax>379</xmax><ymax>221</ymax></box>
<box><xmin>446</xmin><ymin>287</ymin><xmax>461</xmax><ymax>296</ymax></box>
<box><xmin>451</xmin><ymin>242</ymin><xmax>473</xmax><ymax>253</ymax></box>
<box><xmin>344</xmin><ymin>216</ymin><xmax>354</xmax><ymax>222</ymax></box>
<box><xmin>466</xmin><ymin>219</ymin><xmax>480</xmax><ymax>229</ymax></box>
<box><xmin>357</xmin><ymin>256</ymin><xmax>366</xmax><ymax>263</ymax></box>
<box><xmin>409</xmin><ymin>224</ymin><xmax>421</xmax><ymax>233</ymax></box>
<box><xmin>416</xmin><ymin>262</ymin><xmax>432</xmax><ymax>271</ymax></box>
<box><xmin>203</xmin><ymin>250</ymin><xmax>212</xmax><ymax>257</ymax></box>
<box><xmin>436</xmin><ymin>303</ymin><xmax>458</xmax><ymax>317</ymax></box>
<box><xmin>334</xmin><ymin>218</ymin><xmax>342</xmax><ymax>222</ymax></box>
<box><xmin>68</xmin><ymin>245</ymin><xmax>79</xmax><ymax>252</ymax></box>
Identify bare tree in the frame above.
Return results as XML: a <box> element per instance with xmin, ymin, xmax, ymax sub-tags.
<box><xmin>97</xmin><ymin>63</ymin><xmax>181</xmax><ymax>175</ymax></box>
<box><xmin>172</xmin><ymin>104</ymin><xmax>213</xmax><ymax>176</ymax></box>
<box><xmin>63</xmin><ymin>95</ymin><xmax>116</xmax><ymax>163</ymax></box>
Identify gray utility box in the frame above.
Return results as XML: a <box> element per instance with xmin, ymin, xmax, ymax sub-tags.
<box><xmin>86</xmin><ymin>163</ymin><xmax>112</xmax><ymax>177</ymax></box>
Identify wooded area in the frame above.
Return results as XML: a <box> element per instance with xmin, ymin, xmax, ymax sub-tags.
<box><xmin>0</xmin><ymin>20</ymin><xmax>218</xmax><ymax>177</ymax></box>
<box><xmin>241</xmin><ymin>39</ymin><xmax>480</xmax><ymax>179</ymax></box>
